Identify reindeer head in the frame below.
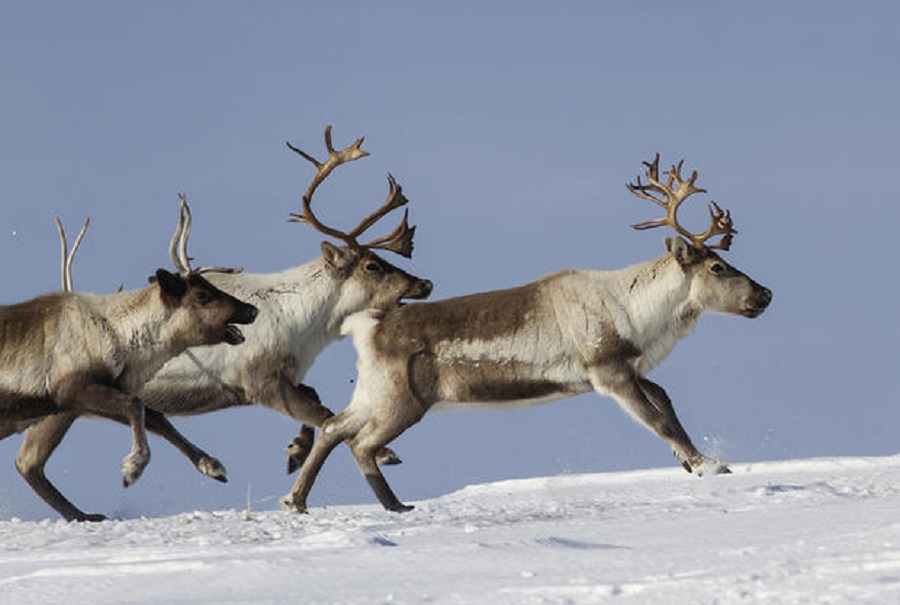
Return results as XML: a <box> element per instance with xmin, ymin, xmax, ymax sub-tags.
<box><xmin>286</xmin><ymin>126</ymin><xmax>433</xmax><ymax>311</ymax></box>
<box><xmin>628</xmin><ymin>155</ymin><xmax>772</xmax><ymax>318</ymax></box>
<box><xmin>153</xmin><ymin>195</ymin><xmax>259</xmax><ymax>346</ymax></box>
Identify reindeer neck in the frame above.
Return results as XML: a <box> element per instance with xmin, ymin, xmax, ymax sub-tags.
<box><xmin>87</xmin><ymin>286</ymin><xmax>187</xmax><ymax>388</ymax></box>
<box><xmin>207</xmin><ymin>256</ymin><xmax>352</xmax><ymax>360</ymax></box>
<box><xmin>611</xmin><ymin>254</ymin><xmax>703</xmax><ymax>372</ymax></box>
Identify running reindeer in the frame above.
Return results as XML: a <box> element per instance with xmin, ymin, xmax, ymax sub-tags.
<box><xmin>137</xmin><ymin>126</ymin><xmax>431</xmax><ymax>470</ymax></box>
<box><xmin>11</xmin><ymin>126</ymin><xmax>432</xmax><ymax>520</ymax></box>
<box><xmin>0</xmin><ymin>198</ymin><xmax>258</xmax><ymax>521</ymax></box>
<box><xmin>283</xmin><ymin>154</ymin><xmax>773</xmax><ymax>513</ymax></box>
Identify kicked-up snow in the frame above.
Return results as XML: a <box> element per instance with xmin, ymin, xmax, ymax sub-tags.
<box><xmin>1</xmin><ymin>455</ymin><xmax>898</xmax><ymax>604</ymax></box>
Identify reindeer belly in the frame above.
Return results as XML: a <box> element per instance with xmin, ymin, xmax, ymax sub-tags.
<box><xmin>431</xmin><ymin>391</ymin><xmax>575</xmax><ymax>411</ymax></box>
<box><xmin>426</xmin><ymin>356</ymin><xmax>590</xmax><ymax>411</ymax></box>
<box><xmin>0</xmin><ymin>392</ymin><xmax>62</xmax><ymax>421</ymax></box>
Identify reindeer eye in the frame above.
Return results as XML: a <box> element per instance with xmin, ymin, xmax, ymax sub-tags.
<box><xmin>195</xmin><ymin>290</ymin><xmax>212</xmax><ymax>304</ymax></box>
<box><xmin>364</xmin><ymin>261</ymin><xmax>383</xmax><ymax>273</ymax></box>
<box><xmin>710</xmin><ymin>263</ymin><xmax>725</xmax><ymax>275</ymax></box>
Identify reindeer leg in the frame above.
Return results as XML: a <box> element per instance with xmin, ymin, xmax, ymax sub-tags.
<box><xmin>348</xmin><ymin>422</ymin><xmax>415</xmax><ymax>513</ymax></box>
<box><xmin>58</xmin><ymin>382</ymin><xmax>150</xmax><ymax>487</ymax></box>
<box><xmin>266</xmin><ymin>380</ymin><xmax>333</xmax><ymax>474</ymax></box>
<box><xmin>262</xmin><ymin>380</ymin><xmax>401</xmax><ymax>474</ymax></box>
<box><xmin>636</xmin><ymin>377</ymin><xmax>730</xmax><ymax>475</ymax></box>
<box><xmin>286</xmin><ymin>423</ymin><xmax>402</xmax><ymax>474</ymax></box>
<box><xmin>121</xmin><ymin>398</ymin><xmax>149</xmax><ymax>487</ymax></box>
<box><xmin>15</xmin><ymin>407</ymin><xmax>222</xmax><ymax>521</ymax></box>
<box><xmin>16</xmin><ymin>412</ymin><xmax>107</xmax><ymax>522</ymax></box>
<box><xmin>285</xmin><ymin>423</ymin><xmax>317</xmax><ymax>474</ymax></box>
<box><xmin>589</xmin><ymin>365</ymin><xmax>727</xmax><ymax>476</ymax></box>
<box><xmin>72</xmin><ymin>406</ymin><xmax>227</xmax><ymax>483</ymax></box>
<box><xmin>143</xmin><ymin>408</ymin><xmax>228</xmax><ymax>482</ymax></box>
<box><xmin>281</xmin><ymin>414</ymin><xmax>350</xmax><ymax>513</ymax></box>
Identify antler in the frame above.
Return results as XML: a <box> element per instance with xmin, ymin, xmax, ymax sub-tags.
<box><xmin>347</xmin><ymin>174</ymin><xmax>415</xmax><ymax>257</ymax></box>
<box><xmin>286</xmin><ymin>125</ymin><xmax>416</xmax><ymax>258</ymax></box>
<box><xmin>55</xmin><ymin>216</ymin><xmax>90</xmax><ymax>292</ymax></box>
<box><xmin>169</xmin><ymin>194</ymin><xmax>243</xmax><ymax>276</ymax></box>
<box><xmin>627</xmin><ymin>154</ymin><xmax>736</xmax><ymax>251</ymax></box>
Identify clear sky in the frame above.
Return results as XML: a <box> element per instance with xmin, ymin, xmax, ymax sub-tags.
<box><xmin>1</xmin><ymin>2</ymin><xmax>898</xmax><ymax>520</ymax></box>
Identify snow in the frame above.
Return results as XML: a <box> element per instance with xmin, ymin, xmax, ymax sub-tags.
<box><xmin>2</xmin><ymin>455</ymin><xmax>899</xmax><ymax>605</ymax></box>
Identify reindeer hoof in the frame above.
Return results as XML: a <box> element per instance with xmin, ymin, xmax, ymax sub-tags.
<box><xmin>286</xmin><ymin>453</ymin><xmax>305</xmax><ymax>475</ymax></box>
<box><xmin>674</xmin><ymin>452</ymin><xmax>730</xmax><ymax>477</ymax></box>
<box><xmin>121</xmin><ymin>452</ymin><xmax>150</xmax><ymax>487</ymax></box>
<box><xmin>693</xmin><ymin>458</ymin><xmax>731</xmax><ymax>477</ymax></box>
<box><xmin>387</xmin><ymin>502</ymin><xmax>415</xmax><ymax>513</ymax></box>
<box><xmin>698</xmin><ymin>459</ymin><xmax>731</xmax><ymax>476</ymax></box>
<box><xmin>280</xmin><ymin>494</ymin><xmax>309</xmax><ymax>514</ymax></box>
<box><xmin>73</xmin><ymin>512</ymin><xmax>108</xmax><ymax>523</ymax></box>
<box><xmin>376</xmin><ymin>447</ymin><xmax>402</xmax><ymax>466</ymax></box>
<box><xmin>198</xmin><ymin>456</ymin><xmax>228</xmax><ymax>483</ymax></box>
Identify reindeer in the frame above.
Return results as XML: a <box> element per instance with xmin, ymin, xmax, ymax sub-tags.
<box><xmin>2</xmin><ymin>211</ymin><xmax>235</xmax><ymax>518</ymax></box>
<box><xmin>0</xmin><ymin>217</ymin><xmax>90</xmax><ymax>439</ymax></box>
<box><xmin>282</xmin><ymin>155</ymin><xmax>773</xmax><ymax>514</ymax></box>
<box><xmin>0</xmin><ymin>198</ymin><xmax>258</xmax><ymax>521</ymax></box>
<box><xmin>9</xmin><ymin>126</ymin><xmax>432</xmax><ymax>519</ymax></box>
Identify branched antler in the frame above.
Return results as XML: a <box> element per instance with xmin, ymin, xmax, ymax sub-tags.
<box><xmin>348</xmin><ymin>174</ymin><xmax>415</xmax><ymax>257</ymax></box>
<box><xmin>627</xmin><ymin>154</ymin><xmax>736</xmax><ymax>250</ymax></box>
<box><xmin>55</xmin><ymin>216</ymin><xmax>90</xmax><ymax>292</ymax></box>
<box><xmin>286</xmin><ymin>125</ymin><xmax>416</xmax><ymax>258</ymax></box>
<box><xmin>169</xmin><ymin>194</ymin><xmax>243</xmax><ymax>276</ymax></box>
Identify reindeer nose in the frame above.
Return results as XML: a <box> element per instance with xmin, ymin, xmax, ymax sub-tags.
<box><xmin>420</xmin><ymin>280</ymin><xmax>434</xmax><ymax>297</ymax></box>
<box><xmin>760</xmin><ymin>287</ymin><xmax>773</xmax><ymax>307</ymax></box>
<box><xmin>239</xmin><ymin>304</ymin><xmax>259</xmax><ymax>324</ymax></box>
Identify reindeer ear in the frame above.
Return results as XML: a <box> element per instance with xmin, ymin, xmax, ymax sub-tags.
<box><xmin>321</xmin><ymin>241</ymin><xmax>357</xmax><ymax>271</ymax></box>
<box><xmin>154</xmin><ymin>269</ymin><xmax>187</xmax><ymax>298</ymax></box>
<box><xmin>666</xmin><ymin>237</ymin><xmax>704</xmax><ymax>266</ymax></box>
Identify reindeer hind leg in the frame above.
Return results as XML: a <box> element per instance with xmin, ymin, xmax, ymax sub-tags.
<box><xmin>277</xmin><ymin>382</ymin><xmax>402</xmax><ymax>474</ymax></box>
<box><xmin>347</xmin><ymin>403</ymin><xmax>423</xmax><ymax>513</ymax></box>
<box><xmin>17</xmin><ymin>412</ymin><xmax>106</xmax><ymax>522</ymax></box>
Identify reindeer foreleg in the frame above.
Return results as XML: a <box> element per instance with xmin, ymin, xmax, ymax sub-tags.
<box><xmin>281</xmin><ymin>413</ymin><xmax>350</xmax><ymax>513</ymax></box>
<box><xmin>590</xmin><ymin>364</ymin><xmax>729</xmax><ymax>475</ymax></box>
<box><xmin>143</xmin><ymin>408</ymin><xmax>228</xmax><ymax>482</ymax></box>
<box><xmin>57</xmin><ymin>382</ymin><xmax>150</xmax><ymax>487</ymax></box>
<box><xmin>635</xmin><ymin>377</ymin><xmax>730</xmax><ymax>475</ymax></box>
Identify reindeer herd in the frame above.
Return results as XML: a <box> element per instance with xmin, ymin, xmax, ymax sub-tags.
<box><xmin>0</xmin><ymin>126</ymin><xmax>771</xmax><ymax>521</ymax></box>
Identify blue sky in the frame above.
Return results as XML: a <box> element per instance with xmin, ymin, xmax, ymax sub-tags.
<box><xmin>1</xmin><ymin>2</ymin><xmax>898</xmax><ymax>520</ymax></box>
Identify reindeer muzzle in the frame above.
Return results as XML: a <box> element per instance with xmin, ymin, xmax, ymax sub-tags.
<box><xmin>224</xmin><ymin>304</ymin><xmax>259</xmax><ymax>345</ymax></box>
<box><xmin>742</xmin><ymin>286</ymin><xmax>772</xmax><ymax>318</ymax></box>
<box><xmin>406</xmin><ymin>279</ymin><xmax>433</xmax><ymax>301</ymax></box>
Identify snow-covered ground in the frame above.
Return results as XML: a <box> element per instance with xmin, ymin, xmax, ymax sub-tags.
<box><xmin>1</xmin><ymin>455</ymin><xmax>898</xmax><ymax>605</ymax></box>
